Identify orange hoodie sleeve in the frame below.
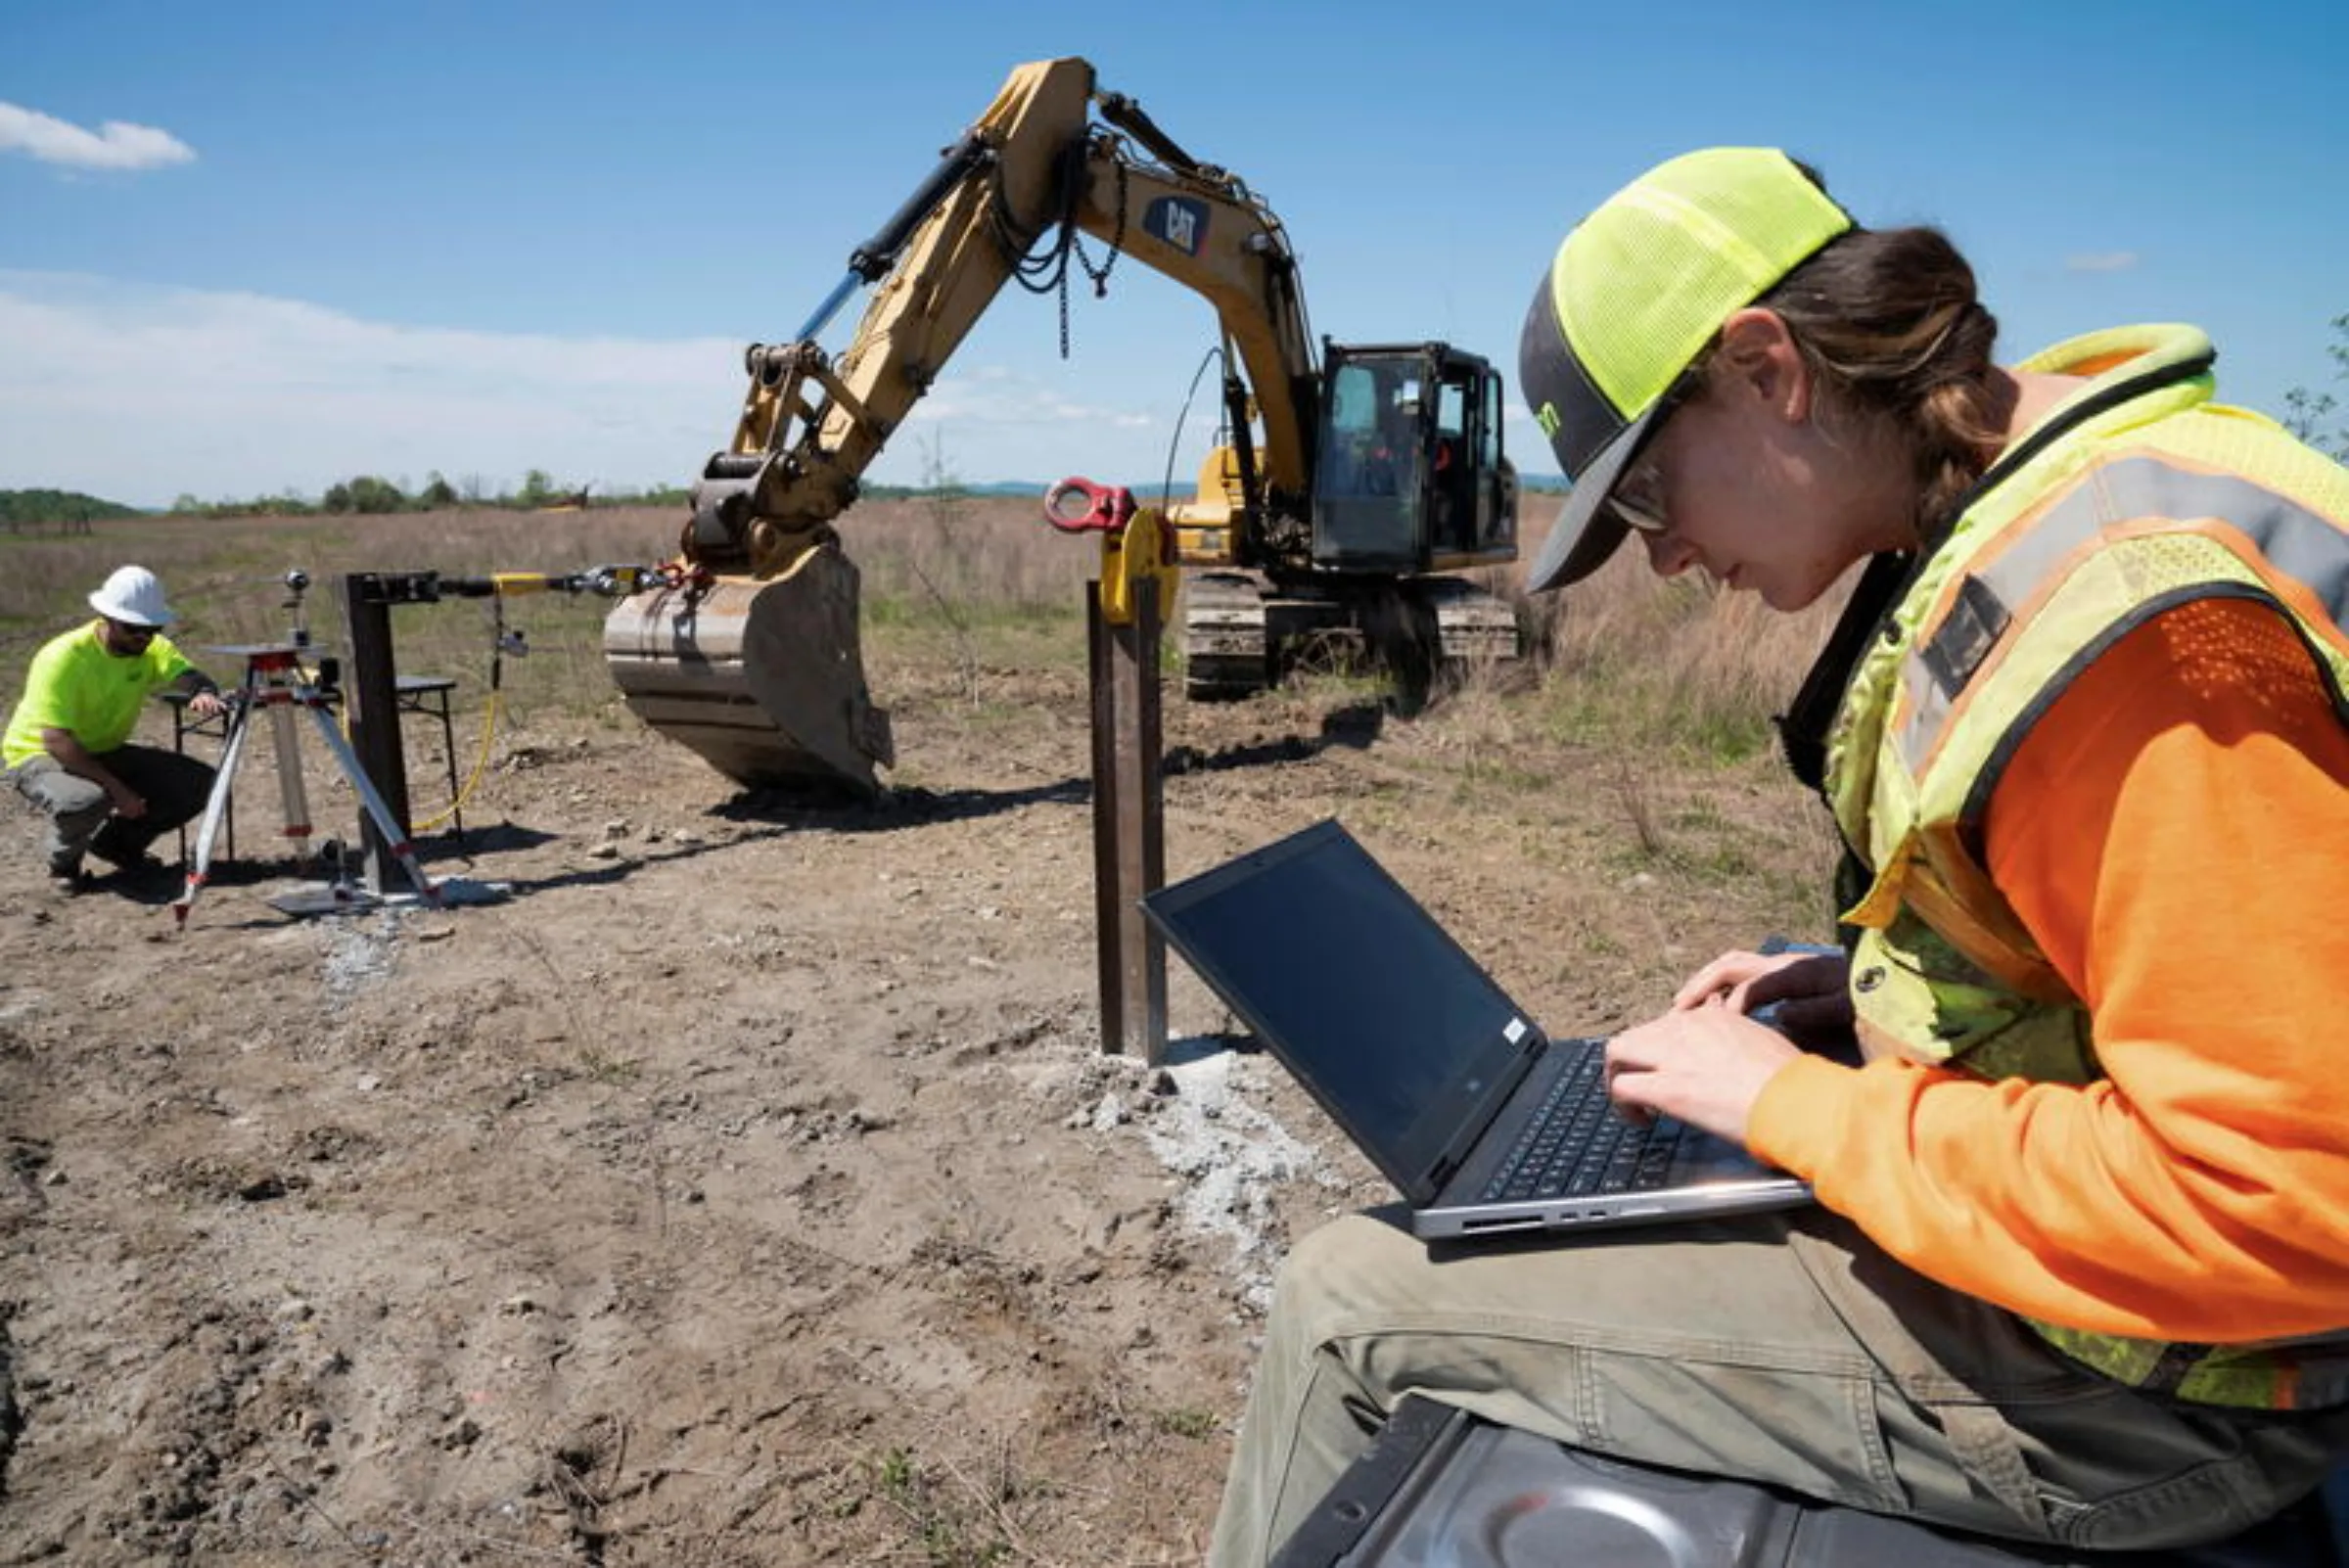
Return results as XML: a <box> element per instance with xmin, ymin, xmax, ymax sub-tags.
<box><xmin>1748</xmin><ymin>595</ymin><xmax>2349</xmax><ymax>1342</ymax></box>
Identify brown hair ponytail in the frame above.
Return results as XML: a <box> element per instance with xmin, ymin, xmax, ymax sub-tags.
<box><xmin>1760</xmin><ymin>224</ymin><xmax>2005</xmax><ymax>531</ymax></box>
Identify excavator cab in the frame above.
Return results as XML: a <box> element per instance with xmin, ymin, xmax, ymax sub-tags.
<box><xmin>1181</xmin><ymin>341</ymin><xmax>1523</xmax><ymax>701</ymax></box>
<box><xmin>1310</xmin><ymin>344</ymin><xmax>1517</xmax><ymax>576</ymax></box>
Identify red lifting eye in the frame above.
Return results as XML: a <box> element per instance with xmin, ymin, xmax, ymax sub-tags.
<box><xmin>1042</xmin><ymin>477</ymin><xmax>1135</xmax><ymax>534</ymax></box>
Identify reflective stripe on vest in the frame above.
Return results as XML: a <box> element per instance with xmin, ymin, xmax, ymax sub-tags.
<box><xmin>1820</xmin><ymin>347</ymin><xmax>2349</xmax><ymax>1408</ymax></box>
<box><xmin>1892</xmin><ymin>457</ymin><xmax>2349</xmax><ymax>787</ymax></box>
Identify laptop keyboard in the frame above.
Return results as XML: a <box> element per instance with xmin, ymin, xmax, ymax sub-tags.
<box><xmin>1481</xmin><ymin>1045</ymin><xmax>1681</xmax><ymax>1203</ymax></box>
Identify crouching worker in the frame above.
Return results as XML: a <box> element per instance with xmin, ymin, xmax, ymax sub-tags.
<box><xmin>5</xmin><ymin>566</ymin><xmax>227</xmax><ymax>893</ymax></box>
<box><xmin>1211</xmin><ymin>148</ymin><xmax>2349</xmax><ymax>1564</ymax></box>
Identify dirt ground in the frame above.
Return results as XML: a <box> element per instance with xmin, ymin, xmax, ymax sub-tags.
<box><xmin>0</xmin><ymin>630</ymin><xmax>1827</xmax><ymax>1565</ymax></box>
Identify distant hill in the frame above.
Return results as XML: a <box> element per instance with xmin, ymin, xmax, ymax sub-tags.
<box><xmin>0</xmin><ymin>488</ymin><xmax>146</xmax><ymax>526</ymax></box>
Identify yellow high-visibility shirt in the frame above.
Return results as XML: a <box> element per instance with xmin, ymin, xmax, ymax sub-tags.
<box><xmin>2</xmin><ymin>621</ymin><xmax>193</xmax><ymax>766</ymax></box>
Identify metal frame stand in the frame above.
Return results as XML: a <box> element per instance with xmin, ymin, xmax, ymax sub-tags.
<box><xmin>172</xmin><ymin>645</ymin><xmax>440</xmax><ymax>929</ymax></box>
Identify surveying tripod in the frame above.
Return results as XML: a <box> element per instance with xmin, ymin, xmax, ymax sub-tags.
<box><xmin>172</xmin><ymin>643</ymin><xmax>441</xmax><ymax>928</ymax></box>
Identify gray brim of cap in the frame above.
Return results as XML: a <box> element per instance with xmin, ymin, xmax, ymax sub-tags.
<box><xmin>1524</xmin><ymin>400</ymin><xmax>1664</xmax><ymax>592</ymax></box>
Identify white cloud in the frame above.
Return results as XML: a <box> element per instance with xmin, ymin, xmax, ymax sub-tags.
<box><xmin>2064</xmin><ymin>252</ymin><xmax>2141</xmax><ymax>274</ymax></box>
<box><xmin>0</xmin><ymin>101</ymin><xmax>196</xmax><ymax>171</ymax></box>
<box><xmin>0</xmin><ymin>273</ymin><xmax>1183</xmax><ymax>507</ymax></box>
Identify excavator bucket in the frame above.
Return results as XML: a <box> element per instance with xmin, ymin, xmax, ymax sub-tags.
<box><xmin>602</xmin><ymin>545</ymin><xmax>896</xmax><ymax>796</ymax></box>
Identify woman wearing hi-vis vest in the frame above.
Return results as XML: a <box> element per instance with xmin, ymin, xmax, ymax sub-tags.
<box><xmin>1209</xmin><ymin>149</ymin><xmax>2349</xmax><ymax>1566</ymax></box>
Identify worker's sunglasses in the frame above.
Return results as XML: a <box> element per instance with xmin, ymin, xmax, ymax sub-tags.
<box><xmin>107</xmin><ymin>618</ymin><xmax>158</xmax><ymax>643</ymax></box>
<box><xmin>1611</xmin><ymin>462</ymin><xmax>1670</xmax><ymax>536</ymax></box>
<box><xmin>1606</xmin><ymin>376</ymin><xmax>1696</xmax><ymax>537</ymax></box>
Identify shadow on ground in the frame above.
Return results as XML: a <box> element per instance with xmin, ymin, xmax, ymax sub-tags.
<box><xmin>706</xmin><ymin>700</ymin><xmax>1392</xmax><ymax>834</ymax></box>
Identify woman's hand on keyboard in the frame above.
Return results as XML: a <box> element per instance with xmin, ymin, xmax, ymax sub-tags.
<box><xmin>1673</xmin><ymin>948</ymin><xmax>1854</xmax><ymax>1049</ymax></box>
<box><xmin>1605</xmin><ymin>995</ymin><xmax>1803</xmax><ymax>1147</ymax></box>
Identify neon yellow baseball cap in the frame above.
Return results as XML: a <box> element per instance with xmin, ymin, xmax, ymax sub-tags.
<box><xmin>1518</xmin><ymin>148</ymin><xmax>1854</xmax><ymax>589</ymax></box>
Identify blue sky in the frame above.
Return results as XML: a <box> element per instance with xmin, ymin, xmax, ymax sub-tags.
<box><xmin>3</xmin><ymin>0</ymin><xmax>2343</xmax><ymax>510</ymax></box>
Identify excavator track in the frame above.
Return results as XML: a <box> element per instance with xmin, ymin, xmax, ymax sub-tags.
<box><xmin>1417</xmin><ymin>576</ymin><xmax>1522</xmax><ymax>666</ymax></box>
<box><xmin>1179</xmin><ymin>573</ymin><xmax>1520</xmax><ymax>702</ymax></box>
<box><xmin>1180</xmin><ymin>573</ymin><xmax>1274</xmax><ymax>700</ymax></box>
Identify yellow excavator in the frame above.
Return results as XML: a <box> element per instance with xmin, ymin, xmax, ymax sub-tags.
<box><xmin>602</xmin><ymin>57</ymin><xmax>1521</xmax><ymax>795</ymax></box>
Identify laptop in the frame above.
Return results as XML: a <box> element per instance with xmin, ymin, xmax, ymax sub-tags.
<box><xmin>1140</xmin><ymin>818</ymin><xmax>1815</xmax><ymax>1240</ymax></box>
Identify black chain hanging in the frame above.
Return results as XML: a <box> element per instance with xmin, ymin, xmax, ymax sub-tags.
<box><xmin>991</xmin><ymin>138</ymin><xmax>1128</xmax><ymax>359</ymax></box>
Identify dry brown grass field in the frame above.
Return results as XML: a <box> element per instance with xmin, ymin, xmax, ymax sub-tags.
<box><xmin>0</xmin><ymin>494</ymin><xmax>1856</xmax><ymax>1564</ymax></box>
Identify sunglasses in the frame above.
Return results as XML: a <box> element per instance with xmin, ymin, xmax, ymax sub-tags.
<box><xmin>1610</xmin><ymin>460</ymin><xmax>1670</xmax><ymax>536</ymax></box>
<box><xmin>1605</xmin><ymin>374</ymin><xmax>1699</xmax><ymax>538</ymax></box>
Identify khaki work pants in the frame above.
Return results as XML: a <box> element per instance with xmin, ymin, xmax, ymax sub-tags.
<box><xmin>1210</xmin><ymin>1207</ymin><xmax>2349</xmax><ymax>1566</ymax></box>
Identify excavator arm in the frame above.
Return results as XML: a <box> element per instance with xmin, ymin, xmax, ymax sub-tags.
<box><xmin>683</xmin><ymin>55</ymin><xmax>1317</xmax><ymax>578</ymax></box>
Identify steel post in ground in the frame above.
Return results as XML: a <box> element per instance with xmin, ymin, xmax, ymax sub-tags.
<box><xmin>337</xmin><ymin>575</ymin><xmax>415</xmax><ymax>894</ymax></box>
<box><xmin>1087</xmin><ymin>580</ymin><xmax>1167</xmax><ymax>1063</ymax></box>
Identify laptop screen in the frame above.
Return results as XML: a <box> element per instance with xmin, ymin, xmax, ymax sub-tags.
<box><xmin>1142</xmin><ymin>820</ymin><xmax>1536</xmax><ymax>1196</ymax></box>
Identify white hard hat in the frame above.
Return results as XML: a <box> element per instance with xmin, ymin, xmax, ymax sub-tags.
<box><xmin>88</xmin><ymin>565</ymin><xmax>177</xmax><ymax>627</ymax></box>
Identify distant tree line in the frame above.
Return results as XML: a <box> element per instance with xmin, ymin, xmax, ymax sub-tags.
<box><xmin>8</xmin><ymin>470</ymin><xmax>1177</xmax><ymax>530</ymax></box>
<box><xmin>0</xmin><ymin>488</ymin><xmax>145</xmax><ymax>528</ymax></box>
<box><xmin>158</xmin><ymin>470</ymin><xmax>697</xmax><ymax>520</ymax></box>
<box><xmin>148</xmin><ymin>473</ymin><xmax>1085</xmax><ymax>520</ymax></box>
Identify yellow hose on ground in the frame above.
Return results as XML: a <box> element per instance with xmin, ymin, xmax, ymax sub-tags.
<box><xmin>330</xmin><ymin>673</ymin><xmax>502</xmax><ymax>836</ymax></box>
<box><xmin>412</xmin><ymin>691</ymin><xmax>502</xmax><ymax>834</ymax></box>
